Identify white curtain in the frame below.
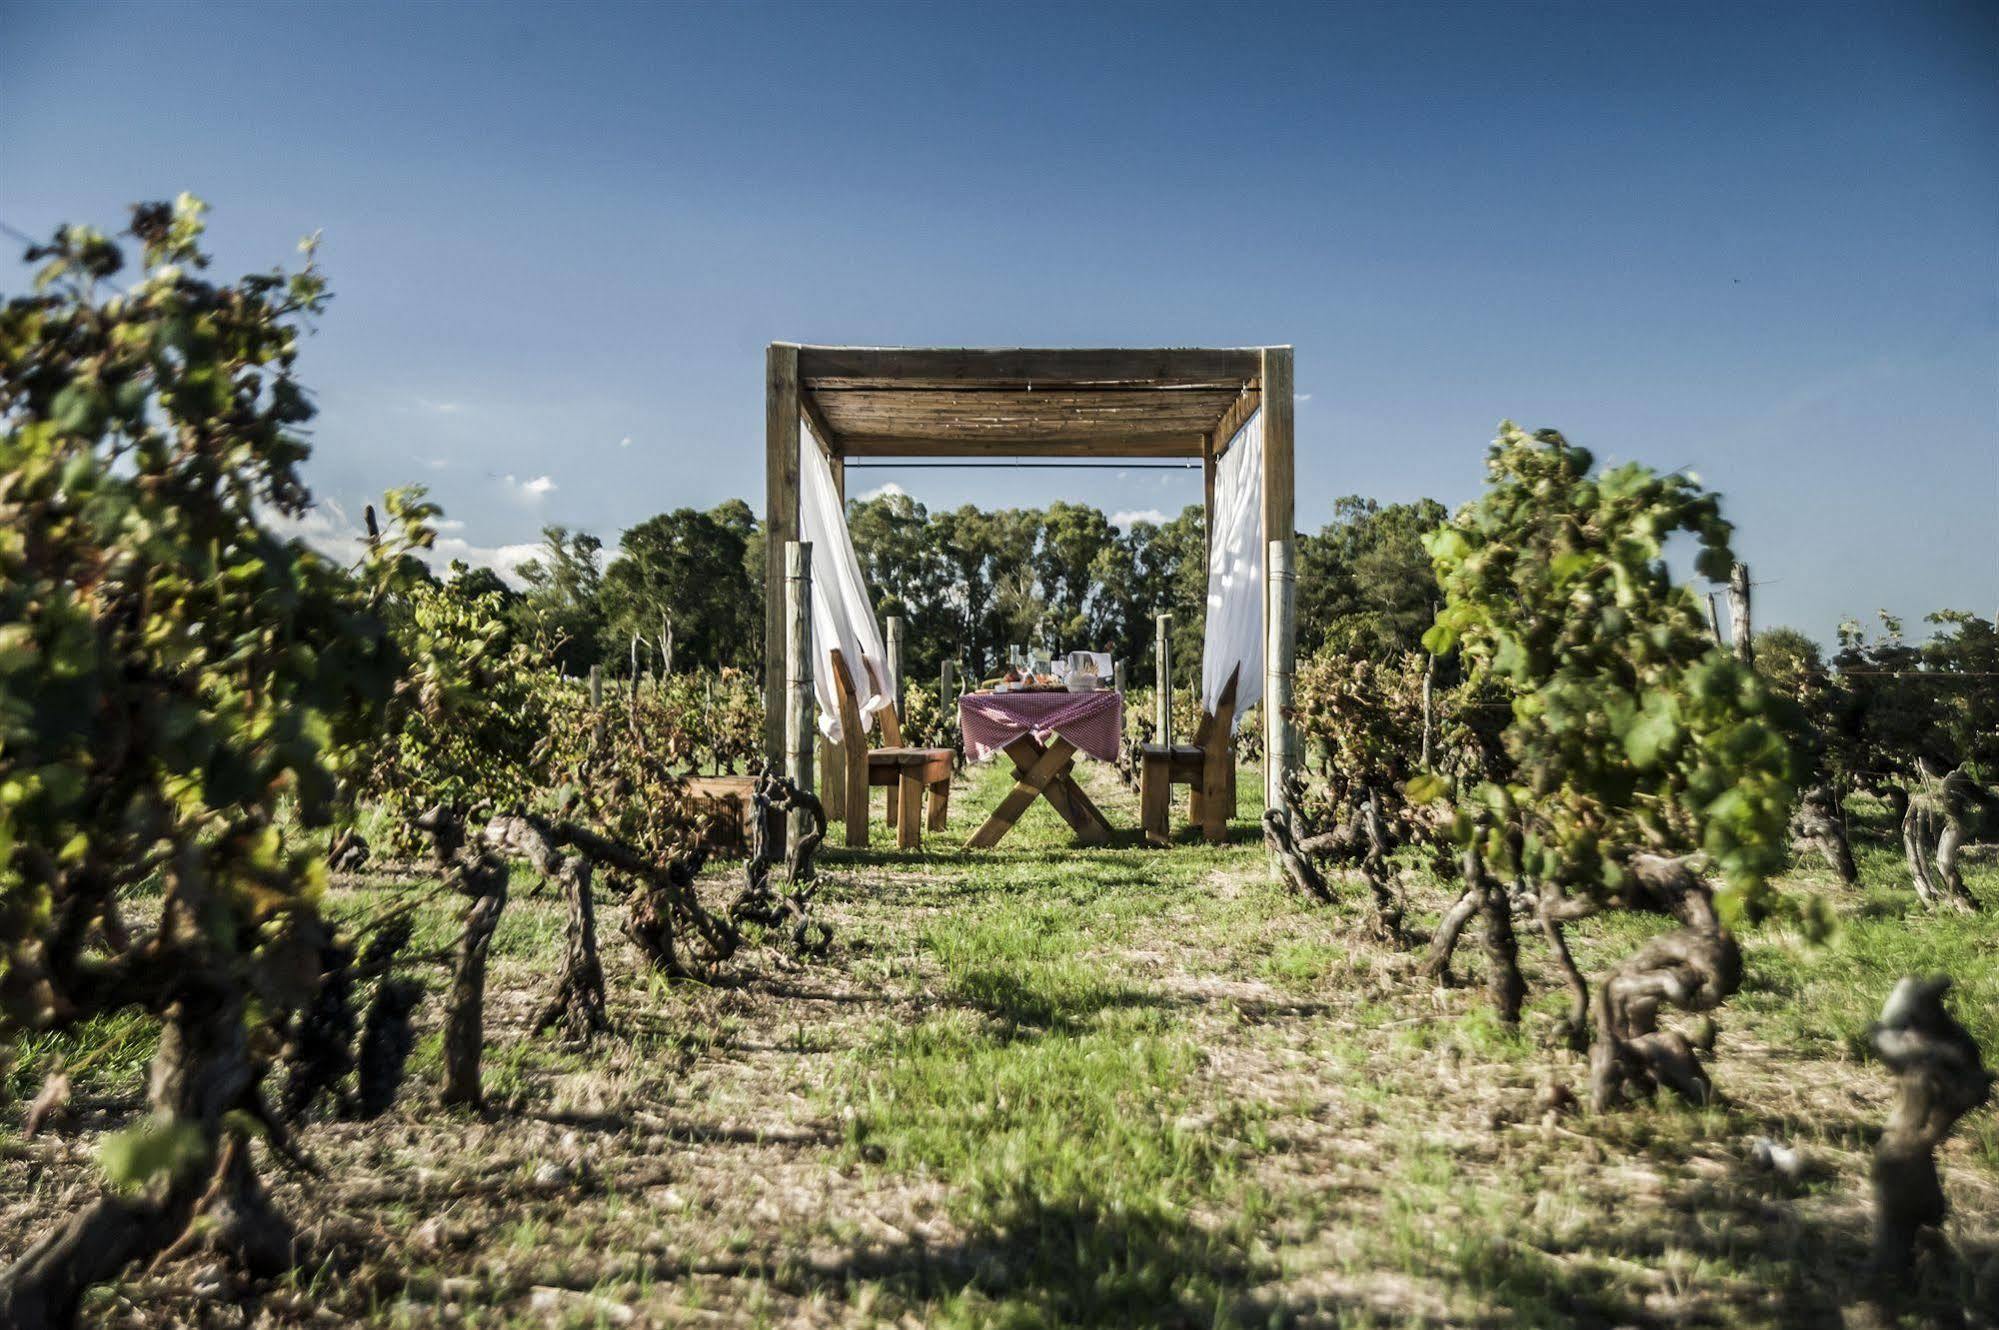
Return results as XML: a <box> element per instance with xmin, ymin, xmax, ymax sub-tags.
<box><xmin>1201</xmin><ymin>408</ymin><xmax>1264</xmax><ymax>724</ymax></box>
<box><xmin>798</xmin><ymin>424</ymin><xmax>889</xmax><ymax>742</ymax></box>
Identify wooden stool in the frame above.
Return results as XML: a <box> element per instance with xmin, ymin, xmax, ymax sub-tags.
<box><xmin>1138</xmin><ymin>668</ymin><xmax>1238</xmax><ymax>846</ymax></box>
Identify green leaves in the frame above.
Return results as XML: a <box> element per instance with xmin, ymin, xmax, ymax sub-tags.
<box><xmin>99</xmin><ymin>1116</ymin><xmax>210</xmax><ymax>1192</ymax></box>
<box><xmin>1419</xmin><ymin>422</ymin><xmax>1798</xmax><ymax>914</ymax></box>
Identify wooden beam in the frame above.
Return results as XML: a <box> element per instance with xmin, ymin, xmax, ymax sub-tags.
<box><xmin>1259</xmin><ymin>346</ymin><xmax>1295</xmax><ymax>827</ymax></box>
<box><xmin>796</xmin><ymin>346</ymin><xmax>1263</xmax><ymax>388</ymax></box>
<box><xmin>764</xmin><ymin>344</ymin><xmax>801</xmax><ymax>769</ymax></box>
<box><xmin>799</xmin><ymin>388</ymin><xmax>843</xmax><ymax>457</ymax></box>
<box><xmin>836</xmin><ymin>434</ymin><xmax>1207</xmax><ymax>458</ymax></box>
<box><xmin>1209</xmin><ymin>388</ymin><xmax>1262</xmax><ymax>459</ymax></box>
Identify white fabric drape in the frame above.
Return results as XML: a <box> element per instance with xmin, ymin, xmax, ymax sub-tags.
<box><xmin>1201</xmin><ymin>408</ymin><xmax>1264</xmax><ymax>724</ymax></box>
<box><xmin>798</xmin><ymin>425</ymin><xmax>889</xmax><ymax>742</ymax></box>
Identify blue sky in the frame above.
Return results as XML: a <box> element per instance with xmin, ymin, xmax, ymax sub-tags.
<box><xmin>4</xmin><ymin>0</ymin><xmax>1993</xmax><ymax>640</ymax></box>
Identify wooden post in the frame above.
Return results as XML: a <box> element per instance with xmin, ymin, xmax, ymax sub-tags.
<box><xmin>1728</xmin><ymin>562</ymin><xmax>1753</xmax><ymax>666</ymax></box>
<box><xmin>885</xmin><ymin>615</ymin><xmax>905</xmax><ymax>719</ymax></box>
<box><xmin>660</xmin><ymin>612</ymin><xmax>673</xmax><ymax>676</ymax></box>
<box><xmin>1154</xmin><ymin>612</ymin><xmax>1173</xmax><ymax>747</ymax></box>
<box><xmin>1266</xmin><ymin>538</ymin><xmax>1298</xmax><ymax>841</ymax></box>
<box><xmin>785</xmin><ymin>541</ymin><xmax>815</xmax><ymax>848</ymax></box>
<box><xmin>1259</xmin><ymin>347</ymin><xmax>1295</xmax><ymax>826</ymax></box>
<box><xmin>1706</xmin><ymin>592</ymin><xmax>1725</xmax><ymax>648</ymax></box>
<box><xmin>587</xmin><ymin>664</ymin><xmax>602</xmax><ymax>709</ymax></box>
<box><xmin>1113</xmin><ymin>661</ymin><xmax>1126</xmax><ymax>695</ymax></box>
<box><xmin>763</xmin><ymin>343</ymin><xmax>801</xmax><ymax>771</ymax></box>
<box><xmin>820</xmin><ymin>446</ymin><xmax>846</xmax><ymax>817</ymax></box>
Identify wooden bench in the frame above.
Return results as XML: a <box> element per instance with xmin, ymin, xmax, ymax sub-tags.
<box><xmin>830</xmin><ymin>648</ymin><xmax>954</xmax><ymax>850</ymax></box>
<box><xmin>1138</xmin><ymin>668</ymin><xmax>1238</xmax><ymax>845</ymax></box>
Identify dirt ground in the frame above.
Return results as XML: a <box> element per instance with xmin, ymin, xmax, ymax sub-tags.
<box><xmin>3</xmin><ymin>763</ymin><xmax>1995</xmax><ymax>1328</ymax></box>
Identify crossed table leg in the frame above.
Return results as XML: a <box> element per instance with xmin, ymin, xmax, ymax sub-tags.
<box><xmin>967</xmin><ymin>734</ymin><xmax>1113</xmax><ymax>849</ymax></box>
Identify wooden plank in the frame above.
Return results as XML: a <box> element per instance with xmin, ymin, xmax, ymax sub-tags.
<box><xmin>796</xmin><ymin>346</ymin><xmax>1263</xmax><ymax>388</ymax></box>
<box><xmin>836</xmin><ymin>435</ymin><xmax>1207</xmax><ymax>458</ymax></box>
<box><xmin>1140</xmin><ymin>758</ymin><xmax>1171</xmax><ymax>846</ymax></box>
<box><xmin>764</xmin><ymin>344</ymin><xmax>801</xmax><ymax>769</ymax></box>
<box><xmin>1058</xmin><ymin>772</ymin><xmax>1113</xmax><ymax>844</ymax></box>
<box><xmin>897</xmin><ymin>769</ymin><xmax>923</xmax><ymax>849</ymax></box>
<box><xmin>967</xmin><ymin>736</ymin><xmax>1078</xmax><ymax>848</ymax></box>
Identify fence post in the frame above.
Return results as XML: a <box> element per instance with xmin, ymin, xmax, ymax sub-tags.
<box><xmin>1113</xmin><ymin>661</ymin><xmax>1126</xmax><ymax>695</ymax></box>
<box><xmin>588</xmin><ymin>664</ymin><xmax>602</xmax><ymax>709</ymax></box>
<box><xmin>785</xmin><ymin>541</ymin><xmax>815</xmax><ymax>848</ymax></box>
<box><xmin>1265</xmin><ymin>538</ymin><xmax>1298</xmax><ymax>836</ymax></box>
<box><xmin>885</xmin><ymin>615</ymin><xmax>906</xmax><ymax>718</ymax></box>
<box><xmin>1728</xmin><ymin>562</ymin><xmax>1753</xmax><ymax>666</ymax></box>
<box><xmin>1154</xmin><ymin>613</ymin><xmax>1173</xmax><ymax>747</ymax></box>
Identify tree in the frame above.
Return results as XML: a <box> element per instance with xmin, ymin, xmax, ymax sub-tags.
<box><xmin>599</xmin><ymin>503</ymin><xmax>759</xmax><ymax>675</ymax></box>
<box><xmin>1296</xmin><ymin>496</ymin><xmax>1449</xmax><ymax>660</ymax></box>
<box><xmin>0</xmin><ymin>197</ymin><xmax>413</xmax><ymax>1325</ymax></box>
<box><xmin>512</xmin><ymin>525</ymin><xmax>604</xmax><ymax>675</ymax></box>
<box><xmin>1422</xmin><ymin>423</ymin><xmax>1799</xmax><ymax>1109</ymax></box>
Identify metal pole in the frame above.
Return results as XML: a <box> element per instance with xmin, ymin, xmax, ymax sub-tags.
<box><xmin>1154</xmin><ymin>613</ymin><xmax>1173</xmax><ymax>747</ymax></box>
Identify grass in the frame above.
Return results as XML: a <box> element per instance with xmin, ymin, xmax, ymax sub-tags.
<box><xmin>2</xmin><ymin>761</ymin><xmax>1994</xmax><ymax>1327</ymax></box>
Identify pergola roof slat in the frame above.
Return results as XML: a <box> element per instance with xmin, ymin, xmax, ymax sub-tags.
<box><xmin>792</xmin><ymin>345</ymin><xmax>1266</xmax><ymax>457</ymax></box>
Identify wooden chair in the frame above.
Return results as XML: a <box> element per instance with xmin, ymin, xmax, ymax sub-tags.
<box><xmin>829</xmin><ymin>648</ymin><xmax>954</xmax><ymax>850</ymax></box>
<box><xmin>1139</xmin><ymin>667</ymin><xmax>1238</xmax><ymax>845</ymax></box>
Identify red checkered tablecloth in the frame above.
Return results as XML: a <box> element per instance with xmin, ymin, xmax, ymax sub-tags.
<box><xmin>958</xmin><ymin>689</ymin><xmax>1123</xmax><ymax>764</ymax></box>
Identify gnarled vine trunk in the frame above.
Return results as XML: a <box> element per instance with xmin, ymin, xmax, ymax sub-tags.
<box><xmin>1587</xmin><ymin>854</ymin><xmax>1741</xmax><ymax>1111</ymax></box>
<box><xmin>418</xmin><ymin>806</ymin><xmax>510</xmax><ymax>1109</ymax></box>
<box><xmin>1790</xmin><ymin>783</ymin><xmax>1856</xmax><ymax>885</ymax></box>
<box><xmin>1903</xmin><ymin>768</ymin><xmax>1993</xmax><ymax>912</ymax></box>
<box><xmin>490</xmin><ymin>815</ymin><xmax>608</xmax><ymax>1040</ymax></box>
<box><xmin>0</xmin><ymin>980</ymin><xmax>297</xmax><ymax>1325</ymax></box>
<box><xmin>1867</xmin><ymin>975</ymin><xmax>1994</xmax><ymax>1279</ymax></box>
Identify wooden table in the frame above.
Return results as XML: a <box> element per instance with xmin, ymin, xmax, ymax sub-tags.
<box><xmin>958</xmin><ymin>688</ymin><xmax>1122</xmax><ymax>849</ymax></box>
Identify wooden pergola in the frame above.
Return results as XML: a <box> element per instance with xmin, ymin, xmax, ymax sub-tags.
<box><xmin>764</xmin><ymin>344</ymin><xmax>1298</xmax><ymax>825</ymax></box>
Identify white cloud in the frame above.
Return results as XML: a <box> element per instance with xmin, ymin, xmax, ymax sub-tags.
<box><xmin>502</xmin><ymin>472</ymin><xmax>557</xmax><ymax>502</ymax></box>
<box><xmin>1110</xmin><ymin>508</ymin><xmax>1168</xmax><ymax>529</ymax></box>
<box><xmin>417</xmin><ymin>398</ymin><xmax>463</xmax><ymax>414</ymax></box>
<box><xmin>619</xmin><ymin>436</ymin><xmax>634</xmax><ymax>448</ymax></box>
<box><xmin>261</xmin><ymin>497</ymin><xmax>556</xmax><ymax>588</ymax></box>
<box><xmin>858</xmin><ymin>481</ymin><xmax>908</xmax><ymax>501</ymax></box>
<box><xmin>432</xmin><ymin>536</ymin><xmax>545</xmax><ymax>585</ymax></box>
<box><xmin>1297</xmin><ymin>392</ymin><xmax>1313</xmax><ymax>403</ymax></box>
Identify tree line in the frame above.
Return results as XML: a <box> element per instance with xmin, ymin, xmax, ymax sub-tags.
<box><xmin>470</xmin><ymin>492</ymin><xmax>1448</xmax><ymax>688</ymax></box>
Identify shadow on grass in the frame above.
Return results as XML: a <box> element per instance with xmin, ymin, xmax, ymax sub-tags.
<box><xmin>1420</xmin><ymin>1169</ymin><xmax>1996</xmax><ymax>1330</ymax></box>
<box><xmin>616</xmin><ymin>1190</ymin><xmax>1279</xmax><ymax>1329</ymax></box>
